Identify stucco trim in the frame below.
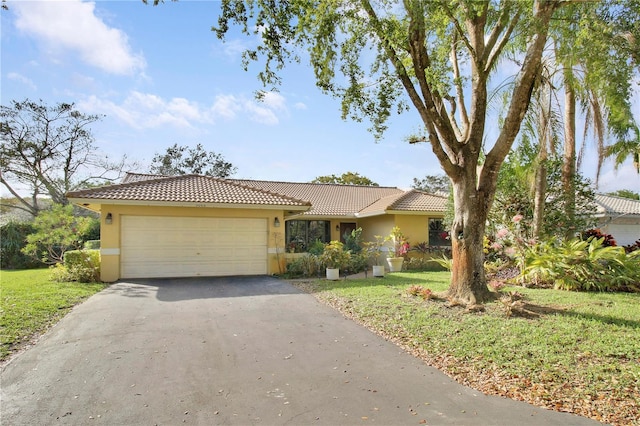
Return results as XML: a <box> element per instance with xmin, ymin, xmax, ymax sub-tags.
<box><xmin>101</xmin><ymin>248</ymin><xmax>120</xmax><ymax>255</ymax></box>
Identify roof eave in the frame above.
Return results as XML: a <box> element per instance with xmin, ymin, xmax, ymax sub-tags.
<box><xmin>67</xmin><ymin>197</ymin><xmax>311</xmax><ymax>212</ymax></box>
<box><xmin>386</xmin><ymin>209</ymin><xmax>445</xmax><ymax>216</ymax></box>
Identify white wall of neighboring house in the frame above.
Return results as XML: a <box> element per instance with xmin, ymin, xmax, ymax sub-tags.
<box><xmin>594</xmin><ymin>194</ymin><xmax>640</xmax><ymax>247</ymax></box>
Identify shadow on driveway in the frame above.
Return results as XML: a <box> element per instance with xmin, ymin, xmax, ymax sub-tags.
<box><xmin>106</xmin><ymin>275</ymin><xmax>302</xmax><ymax>302</ymax></box>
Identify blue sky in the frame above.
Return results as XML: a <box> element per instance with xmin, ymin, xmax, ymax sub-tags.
<box><xmin>1</xmin><ymin>0</ymin><xmax>638</xmax><ymax>195</ymax></box>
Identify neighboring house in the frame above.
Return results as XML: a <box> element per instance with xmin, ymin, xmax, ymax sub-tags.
<box><xmin>66</xmin><ymin>172</ymin><xmax>447</xmax><ymax>281</ymax></box>
<box><xmin>593</xmin><ymin>194</ymin><xmax>640</xmax><ymax>246</ymax></box>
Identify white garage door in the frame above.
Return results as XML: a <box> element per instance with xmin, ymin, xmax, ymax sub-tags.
<box><xmin>121</xmin><ymin>216</ymin><xmax>268</xmax><ymax>278</ymax></box>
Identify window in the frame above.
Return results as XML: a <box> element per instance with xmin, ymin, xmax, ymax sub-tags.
<box><xmin>429</xmin><ymin>218</ymin><xmax>451</xmax><ymax>246</ymax></box>
<box><xmin>285</xmin><ymin>220</ymin><xmax>331</xmax><ymax>252</ymax></box>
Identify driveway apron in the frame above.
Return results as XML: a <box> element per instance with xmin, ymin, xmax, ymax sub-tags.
<box><xmin>1</xmin><ymin>276</ymin><xmax>599</xmax><ymax>425</ymax></box>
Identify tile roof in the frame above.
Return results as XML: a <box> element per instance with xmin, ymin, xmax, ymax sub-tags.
<box><xmin>388</xmin><ymin>190</ymin><xmax>448</xmax><ymax>211</ymax></box>
<box><xmin>67</xmin><ymin>174</ymin><xmax>311</xmax><ymax>207</ymax></box>
<box><xmin>357</xmin><ymin>190</ymin><xmax>447</xmax><ymax>216</ymax></box>
<box><xmin>67</xmin><ymin>173</ymin><xmax>447</xmax><ymax>216</ymax></box>
<box><xmin>120</xmin><ymin>172</ymin><xmax>167</xmax><ymax>183</ymax></box>
<box><xmin>594</xmin><ymin>194</ymin><xmax>640</xmax><ymax>216</ymax></box>
<box><xmin>230</xmin><ymin>179</ymin><xmax>406</xmax><ymax>217</ymax></box>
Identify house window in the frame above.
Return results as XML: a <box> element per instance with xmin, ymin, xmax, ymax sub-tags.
<box><xmin>429</xmin><ymin>218</ymin><xmax>451</xmax><ymax>246</ymax></box>
<box><xmin>285</xmin><ymin>220</ymin><xmax>331</xmax><ymax>252</ymax></box>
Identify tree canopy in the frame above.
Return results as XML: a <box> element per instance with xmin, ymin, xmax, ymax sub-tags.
<box><xmin>0</xmin><ymin>99</ymin><xmax>130</xmax><ymax>216</ymax></box>
<box><xmin>311</xmin><ymin>172</ymin><xmax>378</xmax><ymax>186</ymax></box>
<box><xmin>411</xmin><ymin>175</ymin><xmax>450</xmax><ymax>194</ymax></box>
<box><xmin>149</xmin><ymin>143</ymin><xmax>237</xmax><ymax>178</ymax></box>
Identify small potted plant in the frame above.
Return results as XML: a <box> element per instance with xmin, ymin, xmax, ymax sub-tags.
<box><xmin>320</xmin><ymin>240</ymin><xmax>351</xmax><ymax>280</ymax></box>
<box><xmin>364</xmin><ymin>235</ymin><xmax>389</xmax><ymax>277</ymax></box>
<box><xmin>387</xmin><ymin>226</ymin><xmax>409</xmax><ymax>272</ymax></box>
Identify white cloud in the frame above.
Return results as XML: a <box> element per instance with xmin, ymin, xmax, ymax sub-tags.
<box><xmin>7</xmin><ymin>72</ymin><xmax>36</xmax><ymax>90</ymax></box>
<box><xmin>261</xmin><ymin>91</ymin><xmax>287</xmax><ymax>111</ymax></box>
<box><xmin>294</xmin><ymin>102</ymin><xmax>307</xmax><ymax>110</ymax></box>
<box><xmin>12</xmin><ymin>0</ymin><xmax>145</xmax><ymax>75</ymax></box>
<box><xmin>219</xmin><ymin>39</ymin><xmax>251</xmax><ymax>59</ymax></box>
<box><xmin>78</xmin><ymin>90</ymin><xmax>291</xmax><ymax>129</ymax></box>
<box><xmin>211</xmin><ymin>95</ymin><xmax>242</xmax><ymax>120</ymax></box>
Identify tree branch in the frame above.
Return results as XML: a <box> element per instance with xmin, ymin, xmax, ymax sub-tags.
<box><xmin>482</xmin><ymin>0</ymin><xmax>559</xmax><ymax>190</ymax></box>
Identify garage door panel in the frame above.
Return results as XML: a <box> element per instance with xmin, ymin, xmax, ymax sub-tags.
<box><xmin>121</xmin><ymin>216</ymin><xmax>268</xmax><ymax>278</ymax></box>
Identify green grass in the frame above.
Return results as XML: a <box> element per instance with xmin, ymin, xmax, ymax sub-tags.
<box><xmin>291</xmin><ymin>271</ymin><xmax>640</xmax><ymax>425</ymax></box>
<box><xmin>0</xmin><ymin>268</ymin><xmax>108</xmax><ymax>362</ymax></box>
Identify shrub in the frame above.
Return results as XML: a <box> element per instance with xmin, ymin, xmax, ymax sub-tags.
<box><xmin>22</xmin><ymin>205</ymin><xmax>95</xmax><ymax>264</ymax></box>
<box><xmin>344</xmin><ymin>251</ymin><xmax>369</xmax><ymax>275</ymax></box>
<box><xmin>522</xmin><ymin>237</ymin><xmax>639</xmax><ymax>292</ymax></box>
<box><xmin>343</xmin><ymin>227</ymin><xmax>363</xmax><ymax>254</ymax></box>
<box><xmin>308</xmin><ymin>239</ymin><xmax>325</xmax><ymax>256</ymax></box>
<box><xmin>0</xmin><ymin>222</ymin><xmax>41</xmax><ymax>269</ymax></box>
<box><xmin>51</xmin><ymin>249</ymin><xmax>101</xmax><ymax>282</ymax></box>
<box><xmin>581</xmin><ymin>229</ymin><xmax>616</xmax><ymax>247</ymax></box>
<box><xmin>320</xmin><ymin>241</ymin><xmax>351</xmax><ymax>269</ymax></box>
<box><xmin>624</xmin><ymin>240</ymin><xmax>640</xmax><ymax>253</ymax></box>
<box><xmin>285</xmin><ymin>254</ymin><xmax>322</xmax><ymax>278</ymax></box>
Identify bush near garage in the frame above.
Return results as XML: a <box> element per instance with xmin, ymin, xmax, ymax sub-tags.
<box><xmin>50</xmin><ymin>249</ymin><xmax>101</xmax><ymax>283</ymax></box>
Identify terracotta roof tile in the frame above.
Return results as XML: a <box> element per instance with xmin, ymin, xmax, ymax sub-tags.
<box><xmin>389</xmin><ymin>190</ymin><xmax>447</xmax><ymax>211</ymax></box>
<box><xmin>67</xmin><ymin>175</ymin><xmax>310</xmax><ymax>207</ymax></box>
<box><xmin>120</xmin><ymin>172</ymin><xmax>167</xmax><ymax>183</ymax></box>
<box><xmin>231</xmin><ymin>179</ymin><xmax>404</xmax><ymax>217</ymax></box>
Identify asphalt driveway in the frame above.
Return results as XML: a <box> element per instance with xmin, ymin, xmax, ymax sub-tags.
<box><xmin>1</xmin><ymin>276</ymin><xmax>598</xmax><ymax>425</ymax></box>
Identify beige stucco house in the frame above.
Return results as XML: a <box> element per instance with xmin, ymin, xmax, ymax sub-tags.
<box><xmin>66</xmin><ymin>173</ymin><xmax>447</xmax><ymax>282</ymax></box>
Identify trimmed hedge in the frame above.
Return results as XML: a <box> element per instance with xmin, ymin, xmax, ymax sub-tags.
<box><xmin>51</xmin><ymin>249</ymin><xmax>101</xmax><ymax>283</ymax></box>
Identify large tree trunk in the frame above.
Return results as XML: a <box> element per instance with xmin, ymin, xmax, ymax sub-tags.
<box><xmin>447</xmin><ymin>177</ymin><xmax>494</xmax><ymax>305</ymax></box>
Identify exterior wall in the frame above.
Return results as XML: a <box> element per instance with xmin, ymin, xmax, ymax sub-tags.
<box><xmin>596</xmin><ymin>216</ymin><xmax>640</xmax><ymax>247</ymax></box>
<box><xmin>99</xmin><ymin>204</ymin><xmax>285</xmax><ymax>282</ymax></box>
<box><xmin>358</xmin><ymin>213</ymin><xmax>444</xmax><ymax>249</ymax></box>
<box><xmin>393</xmin><ymin>214</ymin><xmax>431</xmax><ymax>245</ymax></box>
<box><xmin>358</xmin><ymin>216</ymin><xmax>396</xmax><ymax>242</ymax></box>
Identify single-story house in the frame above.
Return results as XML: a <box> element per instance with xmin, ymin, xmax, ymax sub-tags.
<box><xmin>66</xmin><ymin>173</ymin><xmax>447</xmax><ymax>281</ymax></box>
<box><xmin>593</xmin><ymin>193</ymin><xmax>640</xmax><ymax>246</ymax></box>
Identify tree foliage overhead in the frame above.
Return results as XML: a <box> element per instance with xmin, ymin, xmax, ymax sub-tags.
<box><xmin>0</xmin><ymin>99</ymin><xmax>131</xmax><ymax>216</ymax></box>
<box><xmin>149</xmin><ymin>143</ymin><xmax>237</xmax><ymax>178</ymax></box>
<box><xmin>411</xmin><ymin>174</ymin><xmax>450</xmax><ymax>194</ymax></box>
<box><xmin>311</xmin><ymin>172</ymin><xmax>378</xmax><ymax>186</ymax></box>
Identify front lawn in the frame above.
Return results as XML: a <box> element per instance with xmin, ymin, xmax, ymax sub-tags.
<box><xmin>291</xmin><ymin>271</ymin><xmax>640</xmax><ymax>425</ymax></box>
<box><xmin>0</xmin><ymin>269</ymin><xmax>108</xmax><ymax>363</ymax></box>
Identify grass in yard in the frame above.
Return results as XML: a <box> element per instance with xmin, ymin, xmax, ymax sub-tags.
<box><xmin>290</xmin><ymin>271</ymin><xmax>640</xmax><ymax>426</ymax></box>
<box><xmin>0</xmin><ymin>268</ymin><xmax>108</xmax><ymax>363</ymax></box>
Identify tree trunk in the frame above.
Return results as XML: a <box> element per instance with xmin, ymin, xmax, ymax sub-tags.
<box><xmin>562</xmin><ymin>67</ymin><xmax>577</xmax><ymax>240</ymax></box>
<box><xmin>447</xmin><ymin>178</ymin><xmax>493</xmax><ymax>305</ymax></box>
<box><xmin>533</xmin><ymin>100</ymin><xmax>550</xmax><ymax>239</ymax></box>
<box><xmin>532</xmin><ymin>157</ymin><xmax>547</xmax><ymax>239</ymax></box>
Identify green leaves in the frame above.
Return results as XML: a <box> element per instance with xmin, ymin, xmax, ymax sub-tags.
<box><xmin>22</xmin><ymin>205</ymin><xmax>93</xmax><ymax>265</ymax></box>
<box><xmin>522</xmin><ymin>237</ymin><xmax>640</xmax><ymax>292</ymax></box>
